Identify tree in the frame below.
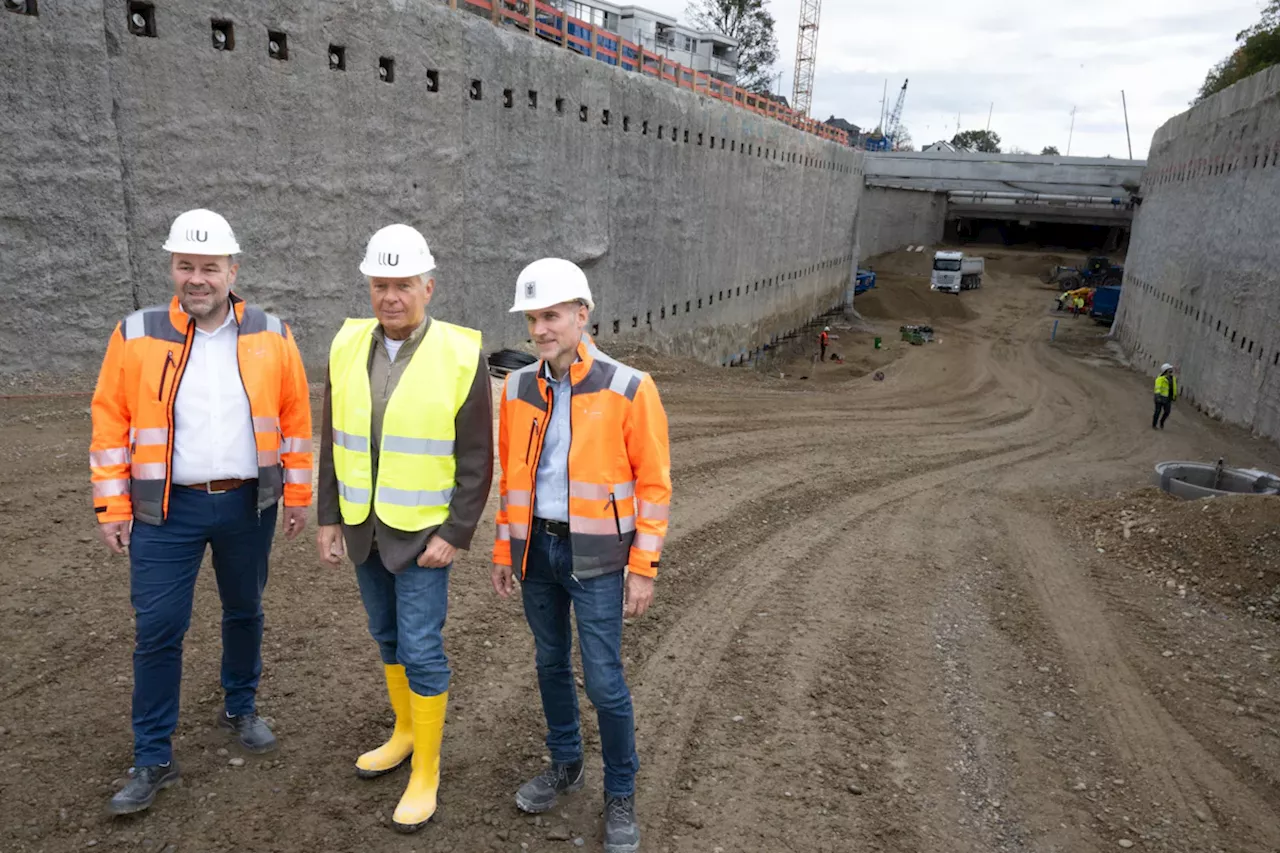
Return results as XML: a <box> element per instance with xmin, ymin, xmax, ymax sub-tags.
<box><xmin>1196</xmin><ymin>1</ymin><xmax>1280</xmax><ymax>102</ymax></box>
<box><xmin>1041</xmin><ymin>145</ymin><xmax>1061</xmax><ymax>155</ymax></box>
<box><xmin>687</xmin><ymin>0</ymin><xmax>779</xmax><ymax>93</ymax></box>
<box><xmin>893</xmin><ymin>126</ymin><xmax>914</xmax><ymax>151</ymax></box>
<box><xmin>951</xmin><ymin>129</ymin><xmax>1001</xmax><ymax>153</ymax></box>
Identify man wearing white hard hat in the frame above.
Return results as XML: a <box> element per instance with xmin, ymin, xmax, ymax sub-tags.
<box><xmin>91</xmin><ymin>209</ymin><xmax>314</xmax><ymax>815</ymax></box>
<box><xmin>316</xmin><ymin>224</ymin><xmax>492</xmax><ymax>832</ymax></box>
<box><xmin>1153</xmin><ymin>363</ymin><xmax>1178</xmax><ymax>430</ymax></box>
<box><xmin>491</xmin><ymin>259</ymin><xmax>671</xmax><ymax>853</ymax></box>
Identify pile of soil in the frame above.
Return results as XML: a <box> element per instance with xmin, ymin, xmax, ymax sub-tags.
<box><xmin>1057</xmin><ymin>487</ymin><xmax>1280</xmax><ymax>617</ymax></box>
<box><xmin>855</xmin><ymin>276</ymin><xmax>976</xmax><ymax>323</ymax></box>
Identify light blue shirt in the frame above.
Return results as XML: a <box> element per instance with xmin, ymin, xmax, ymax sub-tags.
<box><xmin>533</xmin><ymin>361</ymin><xmax>574</xmax><ymax>522</ymax></box>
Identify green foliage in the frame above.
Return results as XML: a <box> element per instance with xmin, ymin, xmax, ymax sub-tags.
<box><xmin>1041</xmin><ymin>145</ymin><xmax>1061</xmax><ymax>155</ymax></box>
<box><xmin>951</xmin><ymin>129</ymin><xmax>1002</xmax><ymax>153</ymax></box>
<box><xmin>1196</xmin><ymin>1</ymin><xmax>1280</xmax><ymax>102</ymax></box>
<box><xmin>687</xmin><ymin>0</ymin><xmax>779</xmax><ymax>93</ymax></box>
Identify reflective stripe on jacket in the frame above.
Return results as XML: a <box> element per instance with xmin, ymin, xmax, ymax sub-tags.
<box><xmin>328</xmin><ymin>317</ymin><xmax>481</xmax><ymax>532</ymax></box>
<box><xmin>1154</xmin><ymin>374</ymin><xmax>1177</xmax><ymax>400</ymax></box>
<box><xmin>494</xmin><ymin>336</ymin><xmax>671</xmax><ymax>580</ymax></box>
<box><xmin>90</xmin><ymin>295</ymin><xmax>313</xmax><ymax>525</ymax></box>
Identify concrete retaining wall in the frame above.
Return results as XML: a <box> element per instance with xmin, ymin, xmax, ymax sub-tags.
<box><xmin>855</xmin><ymin>187</ymin><xmax>946</xmax><ymax>261</ymax></box>
<box><xmin>1115</xmin><ymin>65</ymin><xmax>1280</xmax><ymax>443</ymax></box>
<box><xmin>0</xmin><ymin>0</ymin><xmax>863</xmax><ymax>376</ymax></box>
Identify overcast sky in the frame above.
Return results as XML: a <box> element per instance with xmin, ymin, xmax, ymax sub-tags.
<box><xmin>638</xmin><ymin>0</ymin><xmax>1268</xmax><ymax>158</ymax></box>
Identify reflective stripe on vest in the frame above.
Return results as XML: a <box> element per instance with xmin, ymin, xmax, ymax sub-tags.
<box><xmin>328</xmin><ymin>317</ymin><xmax>481</xmax><ymax>532</ymax></box>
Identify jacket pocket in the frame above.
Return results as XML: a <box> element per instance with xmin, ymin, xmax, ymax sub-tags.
<box><xmin>524</xmin><ymin>418</ymin><xmax>540</xmax><ymax>463</ymax></box>
<box><xmin>157</xmin><ymin>350</ymin><xmax>176</xmax><ymax>401</ymax></box>
<box><xmin>606</xmin><ymin>491</ymin><xmax>622</xmax><ymax>541</ymax></box>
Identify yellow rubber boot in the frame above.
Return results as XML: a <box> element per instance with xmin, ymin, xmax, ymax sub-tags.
<box><xmin>392</xmin><ymin>690</ymin><xmax>447</xmax><ymax>832</ymax></box>
<box><xmin>356</xmin><ymin>664</ymin><xmax>414</xmax><ymax>778</ymax></box>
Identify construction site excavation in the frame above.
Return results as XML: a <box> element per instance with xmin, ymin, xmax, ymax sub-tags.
<box><xmin>5</xmin><ymin>2</ymin><xmax>1280</xmax><ymax>853</ymax></box>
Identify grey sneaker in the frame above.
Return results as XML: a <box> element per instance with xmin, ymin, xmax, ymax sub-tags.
<box><xmin>604</xmin><ymin>794</ymin><xmax>640</xmax><ymax>853</ymax></box>
<box><xmin>515</xmin><ymin>758</ymin><xmax>585</xmax><ymax>813</ymax></box>
<box><xmin>217</xmin><ymin>710</ymin><xmax>277</xmax><ymax>753</ymax></box>
<box><xmin>107</xmin><ymin>762</ymin><xmax>181</xmax><ymax>815</ymax></box>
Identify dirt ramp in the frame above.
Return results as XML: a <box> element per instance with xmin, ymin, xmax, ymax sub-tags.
<box><xmin>855</xmin><ymin>276</ymin><xmax>976</xmax><ymax>323</ymax></box>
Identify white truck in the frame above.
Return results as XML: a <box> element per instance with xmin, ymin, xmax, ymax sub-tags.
<box><xmin>930</xmin><ymin>251</ymin><xmax>984</xmax><ymax>293</ymax></box>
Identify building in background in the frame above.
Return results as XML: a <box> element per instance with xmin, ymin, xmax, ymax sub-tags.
<box><xmin>824</xmin><ymin>116</ymin><xmax>864</xmax><ymax>148</ymax></box>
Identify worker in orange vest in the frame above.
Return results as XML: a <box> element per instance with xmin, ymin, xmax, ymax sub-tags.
<box><xmin>492</xmin><ymin>258</ymin><xmax>671</xmax><ymax>853</ymax></box>
<box><xmin>91</xmin><ymin>209</ymin><xmax>313</xmax><ymax>816</ymax></box>
<box><xmin>819</xmin><ymin>326</ymin><xmax>831</xmax><ymax>361</ymax></box>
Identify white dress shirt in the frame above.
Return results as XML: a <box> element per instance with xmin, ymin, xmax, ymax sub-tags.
<box><xmin>171</xmin><ymin>311</ymin><xmax>259</xmax><ymax>484</ymax></box>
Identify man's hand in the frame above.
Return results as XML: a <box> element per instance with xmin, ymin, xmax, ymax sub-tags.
<box><xmin>99</xmin><ymin>520</ymin><xmax>132</xmax><ymax>556</ymax></box>
<box><xmin>417</xmin><ymin>535</ymin><xmax>457</xmax><ymax>569</ymax></box>
<box><xmin>624</xmin><ymin>573</ymin><xmax>655</xmax><ymax>619</ymax></box>
<box><xmin>492</xmin><ymin>562</ymin><xmax>515</xmax><ymax>599</ymax></box>
<box><xmin>316</xmin><ymin>524</ymin><xmax>345</xmax><ymax>566</ymax></box>
<box><xmin>283</xmin><ymin>506</ymin><xmax>308</xmax><ymax>541</ymax></box>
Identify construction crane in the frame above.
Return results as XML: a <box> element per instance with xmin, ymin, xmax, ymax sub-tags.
<box><xmin>791</xmin><ymin>0</ymin><xmax>821</xmax><ymax>116</ymax></box>
<box><xmin>866</xmin><ymin>79</ymin><xmax>908</xmax><ymax>151</ymax></box>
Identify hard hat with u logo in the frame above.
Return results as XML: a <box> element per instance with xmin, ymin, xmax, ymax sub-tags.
<box><xmin>360</xmin><ymin>223</ymin><xmax>436</xmax><ymax>277</ymax></box>
<box><xmin>162</xmin><ymin>208</ymin><xmax>241</xmax><ymax>255</ymax></box>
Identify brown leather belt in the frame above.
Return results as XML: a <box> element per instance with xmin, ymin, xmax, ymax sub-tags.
<box><xmin>177</xmin><ymin>478</ymin><xmax>256</xmax><ymax>494</ymax></box>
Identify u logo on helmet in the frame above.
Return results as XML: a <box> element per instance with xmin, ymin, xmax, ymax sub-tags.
<box><xmin>379</xmin><ymin>252</ymin><xmax>400</xmax><ymax>267</ymax></box>
<box><xmin>186</xmin><ymin>229</ymin><xmax>208</xmax><ymax>243</ymax></box>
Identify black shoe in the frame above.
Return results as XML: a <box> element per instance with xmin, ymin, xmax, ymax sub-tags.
<box><xmin>604</xmin><ymin>793</ymin><xmax>640</xmax><ymax>853</ymax></box>
<box><xmin>514</xmin><ymin>759</ymin><xmax>584</xmax><ymax>813</ymax></box>
<box><xmin>218</xmin><ymin>710</ymin><xmax>277</xmax><ymax>754</ymax></box>
<box><xmin>107</xmin><ymin>762</ymin><xmax>181</xmax><ymax>815</ymax></box>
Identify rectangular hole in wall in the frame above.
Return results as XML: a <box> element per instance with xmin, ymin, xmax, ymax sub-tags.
<box><xmin>718</xmin><ymin>291</ymin><xmax>723</xmax><ymax>300</ymax></box>
<box><xmin>709</xmin><ymin>294</ymin><xmax>714</xmax><ymax>304</ymax></box>
<box><xmin>5</xmin><ymin>0</ymin><xmax>38</xmax><ymax>16</ymax></box>
<box><xmin>736</xmin><ymin>286</ymin><xmax>741</xmax><ymax>296</ymax></box>
<box><xmin>697</xmin><ymin>298</ymin><xmax>702</xmax><ymax>309</ymax></box>
<box><xmin>730</xmin><ymin>140</ymin><xmax>735</xmax><ymax>151</ymax></box>
<box><xmin>579</xmin><ymin>105</ymin><xmax>588</xmax><ymax>122</ymax></box>
<box><xmin>684</xmin><ymin>129</ymin><xmax>689</xmax><ymax>143</ymax></box>
<box><xmin>602</xmin><ymin>109</ymin><xmax>610</xmax><ymax>125</ymax></box>
<box><xmin>698</xmin><ymin>133</ymin><xmax>703</xmax><ymax>146</ymax></box>
<box><xmin>212</xmin><ymin>19</ymin><xmax>236</xmax><ymax>51</ymax></box>
<box><xmin>267</xmin><ymin>29</ymin><xmax>288</xmax><ymax>60</ymax></box>
<box><xmin>643</xmin><ymin>120</ymin><xmax>649</xmax><ymax>135</ymax></box>
<box><xmin>528</xmin><ymin>89</ymin><xmax>538</xmax><ymax>108</ymax></box>
<box><xmin>426</xmin><ymin>70</ymin><xmax>439</xmax><ymax>92</ymax></box>
<box><xmin>612</xmin><ymin>319</ymin><xmax>620</xmax><ymax>334</ymax></box>
<box><xmin>710</xmin><ymin>135</ymin><xmax>715</xmax><ymax>148</ymax></box>
<box><xmin>503</xmin><ymin>88</ymin><xmax>514</xmax><ymax>108</ymax></box>
<box><xmin>555</xmin><ymin>97</ymin><xmax>565</xmax><ymax>114</ymax></box>
<box><xmin>658</xmin><ymin>125</ymin><xmax>664</xmax><ymax>139</ymax></box>
<box><xmin>470</xmin><ymin>79</ymin><xmax>482</xmax><ymax>100</ymax></box>
<box><xmin>671</xmin><ymin>126</ymin><xmax>678</xmax><ymax>143</ymax></box>
<box><xmin>646</xmin><ymin>312</ymin><xmax>651</xmax><ymax>325</ymax></box>
<box><xmin>127</xmin><ymin>2</ymin><xmax>156</xmax><ymax>37</ymax></box>
<box><xmin>379</xmin><ymin>57</ymin><xmax>395</xmax><ymax>83</ymax></box>
<box><xmin>329</xmin><ymin>44</ymin><xmax>347</xmax><ymax>70</ymax></box>
<box><xmin>623</xmin><ymin>116</ymin><xmax>630</xmax><ymax>131</ymax></box>
<box><xmin>1249</xmin><ymin>340</ymin><xmax>1254</xmax><ymax>353</ymax></box>
<box><xmin>685</xmin><ymin>301</ymin><xmax>691</xmax><ymax>312</ymax></box>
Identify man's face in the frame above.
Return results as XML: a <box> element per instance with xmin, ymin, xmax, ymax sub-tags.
<box><xmin>369</xmin><ymin>275</ymin><xmax>433</xmax><ymax>338</ymax></box>
<box><xmin>172</xmin><ymin>253</ymin><xmax>236</xmax><ymax>321</ymax></box>
<box><xmin>525</xmin><ymin>302</ymin><xmax>588</xmax><ymax>363</ymax></box>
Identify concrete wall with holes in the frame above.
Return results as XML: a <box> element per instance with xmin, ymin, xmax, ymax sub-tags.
<box><xmin>1114</xmin><ymin>66</ymin><xmax>1280</xmax><ymax>444</ymax></box>
<box><xmin>0</xmin><ymin>0</ymin><xmax>864</xmax><ymax>377</ymax></box>
<box><xmin>854</xmin><ymin>187</ymin><xmax>946</xmax><ymax>263</ymax></box>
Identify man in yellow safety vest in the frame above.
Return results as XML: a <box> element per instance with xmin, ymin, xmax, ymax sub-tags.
<box><xmin>1153</xmin><ymin>363</ymin><xmax>1178</xmax><ymax>430</ymax></box>
<box><xmin>316</xmin><ymin>224</ymin><xmax>493</xmax><ymax>832</ymax></box>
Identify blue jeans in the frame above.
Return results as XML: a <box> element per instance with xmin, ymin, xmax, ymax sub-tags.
<box><xmin>129</xmin><ymin>483</ymin><xmax>277</xmax><ymax>766</ymax></box>
<box><xmin>521</xmin><ymin>526</ymin><xmax>638</xmax><ymax>798</ymax></box>
<box><xmin>354</xmin><ymin>549</ymin><xmax>451</xmax><ymax>697</ymax></box>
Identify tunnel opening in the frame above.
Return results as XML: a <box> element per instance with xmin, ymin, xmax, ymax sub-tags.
<box><xmin>948</xmin><ymin>218</ymin><xmax>1127</xmax><ymax>252</ymax></box>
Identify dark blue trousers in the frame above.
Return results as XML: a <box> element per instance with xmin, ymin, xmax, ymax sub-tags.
<box><xmin>128</xmin><ymin>483</ymin><xmax>276</xmax><ymax>766</ymax></box>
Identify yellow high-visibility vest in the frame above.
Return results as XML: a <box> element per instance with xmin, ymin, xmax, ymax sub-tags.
<box><xmin>329</xmin><ymin>318</ymin><xmax>481</xmax><ymax>531</ymax></box>
<box><xmin>1154</xmin><ymin>374</ymin><xmax>1177</xmax><ymax>400</ymax></box>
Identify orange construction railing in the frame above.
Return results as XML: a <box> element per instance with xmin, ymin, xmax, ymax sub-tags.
<box><xmin>455</xmin><ymin>0</ymin><xmax>849</xmax><ymax>147</ymax></box>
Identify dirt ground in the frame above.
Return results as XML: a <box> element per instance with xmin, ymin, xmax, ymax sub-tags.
<box><xmin>4</xmin><ymin>247</ymin><xmax>1280</xmax><ymax>853</ymax></box>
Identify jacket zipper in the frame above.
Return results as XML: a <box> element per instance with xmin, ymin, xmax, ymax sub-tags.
<box><xmin>161</xmin><ymin>320</ymin><xmax>195</xmax><ymax>521</ymax></box>
<box><xmin>606</xmin><ymin>491</ymin><xmax>622</xmax><ymax>540</ymax></box>
<box><xmin>232</xmin><ymin>307</ymin><xmax>263</xmax><ymax>517</ymax></box>
<box><xmin>518</xmin><ymin>382</ymin><xmax>553</xmax><ymax>578</ymax></box>
<box><xmin>524</xmin><ymin>418</ymin><xmax>540</xmax><ymax>463</ymax></box>
<box><xmin>157</xmin><ymin>350</ymin><xmax>176</xmax><ymax>401</ymax></box>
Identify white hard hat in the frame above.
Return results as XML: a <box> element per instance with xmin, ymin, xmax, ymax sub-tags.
<box><xmin>163</xmin><ymin>208</ymin><xmax>241</xmax><ymax>255</ymax></box>
<box><xmin>510</xmin><ymin>258</ymin><xmax>594</xmax><ymax>313</ymax></box>
<box><xmin>360</xmin><ymin>224</ymin><xmax>436</xmax><ymax>277</ymax></box>
<box><xmin>1160</xmin><ymin>363</ymin><xmax>1174</xmax><ymax>373</ymax></box>
<box><xmin>824</xmin><ymin>326</ymin><xmax>831</xmax><ymax>332</ymax></box>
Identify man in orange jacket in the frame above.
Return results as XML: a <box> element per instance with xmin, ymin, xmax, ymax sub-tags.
<box><xmin>91</xmin><ymin>209</ymin><xmax>313</xmax><ymax>816</ymax></box>
<box><xmin>492</xmin><ymin>258</ymin><xmax>671</xmax><ymax>853</ymax></box>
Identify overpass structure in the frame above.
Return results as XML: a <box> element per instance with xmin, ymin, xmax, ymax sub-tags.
<box><xmin>864</xmin><ymin>150</ymin><xmax>1146</xmax><ymax>237</ymax></box>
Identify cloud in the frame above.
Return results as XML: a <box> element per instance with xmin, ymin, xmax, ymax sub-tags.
<box><xmin>636</xmin><ymin>0</ymin><xmax>1268</xmax><ymax>157</ymax></box>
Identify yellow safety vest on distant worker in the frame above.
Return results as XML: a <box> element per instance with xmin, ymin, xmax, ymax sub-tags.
<box><xmin>328</xmin><ymin>318</ymin><xmax>481</xmax><ymax>531</ymax></box>
<box><xmin>1154</xmin><ymin>374</ymin><xmax>1177</xmax><ymax>401</ymax></box>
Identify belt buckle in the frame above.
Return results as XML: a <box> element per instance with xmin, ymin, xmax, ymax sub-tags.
<box><xmin>204</xmin><ymin>481</ymin><xmax>229</xmax><ymax>495</ymax></box>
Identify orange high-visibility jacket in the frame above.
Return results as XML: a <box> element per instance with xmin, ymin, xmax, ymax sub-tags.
<box><xmin>90</xmin><ymin>295</ymin><xmax>313</xmax><ymax>526</ymax></box>
<box><xmin>494</xmin><ymin>337</ymin><xmax>671</xmax><ymax>580</ymax></box>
